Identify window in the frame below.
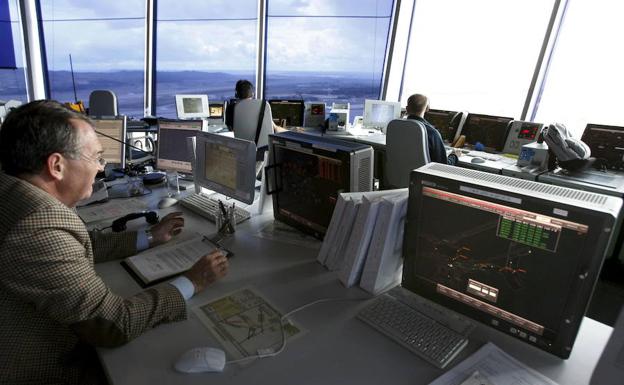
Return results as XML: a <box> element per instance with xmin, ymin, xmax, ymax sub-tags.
<box><xmin>155</xmin><ymin>0</ymin><xmax>258</xmax><ymax>118</ymax></box>
<box><xmin>534</xmin><ymin>0</ymin><xmax>624</xmax><ymax>137</ymax></box>
<box><xmin>40</xmin><ymin>0</ymin><xmax>145</xmax><ymax>117</ymax></box>
<box><xmin>265</xmin><ymin>0</ymin><xmax>394</xmax><ymax>121</ymax></box>
<box><xmin>401</xmin><ymin>0</ymin><xmax>554</xmax><ymax>119</ymax></box>
<box><xmin>0</xmin><ymin>0</ymin><xmax>27</xmax><ymax>103</ymax></box>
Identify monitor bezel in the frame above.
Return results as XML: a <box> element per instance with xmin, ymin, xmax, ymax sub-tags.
<box><xmin>268</xmin><ymin>99</ymin><xmax>305</xmax><ymax>127</ymax></box>
<box><xmin>402</xmin><ymin>165</ymin><xmax>619</xmax><ymax>358</ymax></box>
<box><xmin>363</xmin><ymin>99</ymin><xmax>402</xmax><ymax>130</ymax></box>
<box><xmin>175</xmin><ymin>94</ymin><xmax>210</xmax><ymax>120</ymax></box>
<box><xmin>90</xmin><ymin>115</ymin><xmax>127</xmax><ymax>169</ymax></box>
<box><xmin>194</xmin><ymin>131</ymin><xmax>256</xmax><ymax>204</ymax></box>
<box><xmin>461</xmin><ymin>113</ymin><xmax>514</xmax><ymax>152</ymax></box>
<box><xmin>156</xmin><ymin>119</ymin><xmax>203</xmax><ymax>174</ymax></box>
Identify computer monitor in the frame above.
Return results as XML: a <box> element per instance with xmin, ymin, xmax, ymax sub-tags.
<box><xmin>581</xmin><ymin>123</ymin><xmax>624</xmax><ymax>170</ymax></box>
<box><xmin>156</xmin><ymin>119</ymin><xmax>203</xmax><ymax>174</ymax></box>
<box><xmin>363</xmin><ymin>99</ymin><xmax>401</xmax><ymax>131</ymax></box>
<box><xmin>175</xmin><ymin>94</ymin><xmax>210</xmax><ymax>120</ymax></box>
<box><xmin>304</xmin><ymin>102</ymin><xmax>326</xmax><ymax>129</ymax></box>
<box><xmin>402</xmin><ymin>163</ymin><xmax>622</xmax><ymax>358</ymax></box>
<box><xmin>267</xmin><ymin>131</ymin><xmax>374</xmax><ymax>239</ymax></box>
<box><xmin>268</xmin><ymin>100</ymin><xmax>305</xmax><ymax>127</ymax></box>
<box><xmin>424</xmin><ymin>109</ymin><xmax>464</xmax><ymax>144</ymax></box>
<box><xmin>194</xmin><ymin>131</ymin><xmax>256</xmax><ymax>204</ymax></box>
<box><xmin>209</xmin><ymin>102</ymin><xmax>225</xmax><ymax>121</ymax></box>
<box><xmin>460</xmin><ymin>113</ymin><xmax>514</xmax><ymax>152</ymax></box>
<box><xmin>91</xmin><ymin>116</ymin><xmax>127</xmax><ymax>169</ymax></box>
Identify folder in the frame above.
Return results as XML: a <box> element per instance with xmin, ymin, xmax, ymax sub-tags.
<box><xmin>339</xmin><ymin>195</ymin><xmax>381</xmax><ymax>287</ymax></box>
<box><xmin>325</xmin><ymin>197</ymin><xmax>361</xmax><ymax>271</ymax></box>
<box><xmin>360</xmin><ymin>191</ymin><xmax>409</xmax><ymax>294</ymax></box>
<box><xmin>317</xmin><ymin>192</ymin><xmax>349</xmax><ymax>265</ymax></box>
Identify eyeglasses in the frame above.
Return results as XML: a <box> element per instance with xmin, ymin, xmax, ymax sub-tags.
<box><xmin>79</xmin><ymin>153</ymin><xmax>107</xmax><ymax>167</ymax></box>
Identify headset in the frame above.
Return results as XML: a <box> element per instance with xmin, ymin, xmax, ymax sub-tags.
<box><xmin>111</xmin><ymin>211</ymin><xmax>159</xmax><ymax>232</ymax></box>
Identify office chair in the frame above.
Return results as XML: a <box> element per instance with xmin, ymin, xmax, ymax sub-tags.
<box><xmin>383</xmin><ymin>119</ymin><xmax>431</xmax><ymax>189</ymax></box>
<box><xmin>88</xmin><ymin>90</ymin><xmax>118</xmax><ymax>117</ymax></box>
<box><xmin>232</xmin><ymin>99</ymin><xmax>274</xmax><ymax>148</ymax></box>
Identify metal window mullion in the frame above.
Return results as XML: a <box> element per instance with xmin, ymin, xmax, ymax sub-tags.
<box><xmin>380</xmin><ymin>0</ymin><xmax>401</xmax><ymax>100</ymax></box>
<box><xmin>256</xmin><ymin>0</ymin><xmax>267</xmax><ymax>99</ymax></box>
<box><xmin>144</xmin><ymin>0</ymin><xmax>155</xmax><ymax>117</ymax></box>
<box><xmin>521</xmin><ymin>0</ymin><xmax>569</xmax><ymax>121</ymax></box>
<box><xmin>19</xmin><ymin>0</ymin><xmax>47</xmax><ymax>100</ymax></box>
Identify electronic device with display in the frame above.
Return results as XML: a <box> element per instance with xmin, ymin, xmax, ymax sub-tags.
<box><xmin>581</xmin><ymin>123</ymin><xmax>624</xmax><ymax>171</ymax></box>
<box><xmin>268</xmin><ymin>100</ymin><xmax>305</xmax><ymax>128</ymax></box>
<box><xmin>304</xmin><ymin>102</ymin><xmax>326</xmax><ymax>129</ymax></box>
<box><xmin>363</xmin><ymin>99</ymin><xmax>401</xmax><ymax>132</ymax></box>
<box><xmin>266</xmin><ymin>131</ymin><xmax>373</xmax><ymax>239</ymax></box>
<box><xmin>91</xmin><ymin>116</ymin><xmax>127</xmax><ymax>169</ymax></box>
<box><xmin>156</xmin><ymin>119</ymin><xmax>203</xmax><ymax>175</ymax></box>
<box><xmin>208</xmin><ymin>101</ymin><xmax>226</xmax><ymax>121</ymax></box>
<box><xmin>424</xmin><ymin>109</ymin><xmax>466</xmax><ymax>144</ymax></box>
<box><xmin>193</xmin><ymin>131</ymin><xmax>256</xmax><ymax>204</ymax></box>
<box><xmin>460</xmin><ymin>113</ymin><xmax>514</xmax><ymax>152</ymax></box>
<box><xmin>175</xmin><ymin>94</ymin><xmax>210</xmax><ymax>120</ymax></box>
<box><xmin>402</xmin><ymin>163</ymin><xmax>622</xmax><ymax>358</ymax></box>
<box><xmin>502</xmin><ymin>120</ymin><xmax>544</xmax><ymax>155</ymax></box>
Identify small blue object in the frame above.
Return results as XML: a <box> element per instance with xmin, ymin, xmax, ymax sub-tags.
<box><xmin>474</xmin><ymin>142</ymin><xmax>485</xmax><ymax>151</ymax></box>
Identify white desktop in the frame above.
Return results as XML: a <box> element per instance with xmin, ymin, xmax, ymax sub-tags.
<box><xmin>175</xmin><ymin>94</ymin><xmax>210</xmax><ymax>120</ymax></box>
<box><xmin>363</xmin><ymin>99</ymin><xmax>401</xmax><ymax>132</ymax></box>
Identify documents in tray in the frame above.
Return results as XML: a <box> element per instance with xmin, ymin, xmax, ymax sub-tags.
<box><xmin>123</xmin><ymin>234</ymin><xmax>220</xmax><ymax>286</ymax></box>
<box><xmin>428</xmin><ymin>342</ymin><xmax>559</xmax><ymax>385</ymax></box>
<box><xmin>77</xmin><ymin>197</ymin><xmax>148</xmax><ymax>224</ymax></box>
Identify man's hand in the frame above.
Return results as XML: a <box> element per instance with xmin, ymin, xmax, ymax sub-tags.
<box><xmin>183</xmin><ymin>250</ymin><xmax>229</xmax><ymax>294</ymax></box>
<box><xmin>149</xmin><ymin>212</ymin><xmax>184</xmax><ymax>246</ymax></box>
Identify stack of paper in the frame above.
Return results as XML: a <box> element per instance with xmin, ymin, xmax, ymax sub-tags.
<box><xmin>317</xmin><ymin>189</ymin><xmax>408</xmax><ymax>289</ymax></box>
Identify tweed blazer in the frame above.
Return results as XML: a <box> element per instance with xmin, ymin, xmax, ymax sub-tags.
<box><xmin>0</xmin><ymin>173</ymin><xmax>187</xmax><ymax>385</ymax></box>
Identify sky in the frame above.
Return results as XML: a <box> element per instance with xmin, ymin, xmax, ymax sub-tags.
<box><xmin>34</xmin><ymin>0</ymin><xmax>393</xmax><ymax>73</ymax></box>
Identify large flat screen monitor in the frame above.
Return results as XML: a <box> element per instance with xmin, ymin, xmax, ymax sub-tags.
<box><xmin>268</xmin><ymin>100</ymin><xmax>305</xmax><ymax>127</ymax></box>
<box><xmin>424</xmin><ymin>109</ymin><xmax>463</xmax><ymax>144</ymax></box>
<box><xmin>402</xmin><ymin>163</ymin><xmax>622</xmax><ymax>358</ymax></box>
<box><xmin>91</xmin><ymin>116</ymin><xmax>127</xmax><ymax>169</ymax></box>
<box><xmin>461</xmin><ymin>113</ymin><xmax>513</xmax><ymax>152</ymax></box>
<box><xmin>194</xmin><ymin>131</ymin><xmax>256</xmax><ymax>204</ymax></box>
<box><xmin>267</xmin><ymin>131</ymin><xmax>373</xmax><ymax>239</ymax></box>
<box><xmin>363</xmin><ymin>99</ymin><xmax>401</xmax><ymax>131</ymax></box>
<box><xmin>156</xmin><ymin>119</ymin><xmax>203</xmax><ymax>174</ymax></box>
<box><xmin>175</xmin><ymin>94</ymin><xmax>210</xmax><ymax>120</ymax></box>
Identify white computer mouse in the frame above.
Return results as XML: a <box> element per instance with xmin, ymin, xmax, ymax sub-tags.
<box><xmin>471</xmin><ymin>157</ymin><xmax>486</xmax><ymax>164</ymax></box>
<box><xmin>174</xmin><ymin>347</ymin><xmax>226</xmax><ymax>373</ymax></box>
<box><xmin>157</xmin><ymin>197</ymin><xmax>178</xmax><ymax>209</ymax></box>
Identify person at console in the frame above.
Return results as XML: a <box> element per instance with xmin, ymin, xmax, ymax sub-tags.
<box><xmin>225</xmin><ymin>79</ymin><xmax>286</xmax><ymax>133</ymax></box>
<box><xmin>406</xmin><ymin>94</ymin><xmax>460</xmax><ymax>165</ymax></box>
<box><xmin>0</xmin><ymin>100</ymin><xmax>229</xmax><ymax>384</ymax></box>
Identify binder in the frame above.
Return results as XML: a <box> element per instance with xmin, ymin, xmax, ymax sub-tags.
<box><xmin>339</xmin><ymin>196</ymin><xmax>381</xmax><ymax>287</ymax></box>
<box><xmin>360</xmin><ymin>191</ymin><xmax>409</xmax><ymax>294</ymax></box>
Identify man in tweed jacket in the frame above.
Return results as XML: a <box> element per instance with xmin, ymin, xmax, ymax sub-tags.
<box><xmin>0</xmin><ymin>100</ymin><xmax>229</xmax><ymax>384</ymax></box>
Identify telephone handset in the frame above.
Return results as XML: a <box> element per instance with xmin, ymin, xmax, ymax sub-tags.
<box><xmin>451</xmin><ymin>135</ymin><xmax>466</xmax><ymax>148</ymax></box>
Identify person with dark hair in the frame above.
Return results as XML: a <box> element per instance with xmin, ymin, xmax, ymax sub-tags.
<box><xmin>225</xmin><ymin>79</ymin><xmax>285</xmax><ymax>132</ymax></box>
<box><xmin>0</xmin><ymin>100</ymin><xmax>229</xmax><ymax>384</ymax></box>
<box><xmin>405</xmin><ymin>94</ymin><xmax>460</xmax><ymax>165</ymax></box>
<box><xmin>225</xmin><ymin>79</ymin><xmax>254</xmax><ymax>128</ymax></box>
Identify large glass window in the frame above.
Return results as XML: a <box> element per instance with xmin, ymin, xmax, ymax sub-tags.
<box><xmin>0</xmin><ymin>0</ymin><xmax>27</xmax><ymax>103</ymax></box>
<box><xmin>401</xmin><ymin>0</ymin><xmax>554</xmax><ymax>119</ymax></box>
<box><xmin>534</xmin><ymin>0</ymin><xmax>624</xmax><ymax>137</ymax></box>
<box><xmin>265</xmin><ymin>0</ymin><xmax>394</xmax><ymax>121</ymax></box>
<box><xmin>155</xmin><ymin>0</ymin><xmax>258</xmax><ymax>118</ymax></box>
<box><xmin>40</xmin><ymin>0</ymin><xmax>145</xmax><ymax>117</ymax></box>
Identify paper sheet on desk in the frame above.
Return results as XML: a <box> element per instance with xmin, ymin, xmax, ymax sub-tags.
<box><xmin>193</xmin><ymin>287</ymin><xmax>306</xmax><ymax>361</ymax></box>
<box><xmin>428</xmin><ymin>342</ymin><xmax>559</xmax><ymax>385</ymax></box>
<box><xmin>76</xmin><ymin>197</ymin><xmax>148</xmax><ymax>224</ymax></box>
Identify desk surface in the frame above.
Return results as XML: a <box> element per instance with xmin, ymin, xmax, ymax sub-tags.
<box><xmin>96</xmin><ymin>190</ymin><xmax>612</xmax><ymax>385</ymax></box>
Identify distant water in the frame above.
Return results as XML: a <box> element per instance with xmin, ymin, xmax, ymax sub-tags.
<box><xmin>0</xmin><ymin>69</ymin><xmax>382</xmax><ymax>121</ymax></box>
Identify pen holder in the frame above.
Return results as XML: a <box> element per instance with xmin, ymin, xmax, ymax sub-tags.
<box><xmin>216</xmin><ymin>207</ymin><xmax>236</xmax><ymax>235</ymax></box>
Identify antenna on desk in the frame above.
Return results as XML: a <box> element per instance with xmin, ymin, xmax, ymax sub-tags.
<box><xmin>64</xmin><ymin>54</ymin><xmax>85</xmax><ymax>113</ymax></box>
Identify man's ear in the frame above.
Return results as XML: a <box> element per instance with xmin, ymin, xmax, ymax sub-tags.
<box><xmin>46</xmin><ymin>153</ymin><xmax>66</xmax><ymax>181</ymax></box>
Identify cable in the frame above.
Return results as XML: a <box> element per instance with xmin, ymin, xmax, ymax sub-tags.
<box><xmin>225</xmin><ymin>296</ymin><xmax>369</xmax><ymax>365</ymax></box>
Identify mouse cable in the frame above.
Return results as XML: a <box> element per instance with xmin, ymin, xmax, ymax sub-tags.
<box><xmin>225</xmin><ymin>296</ymin><xmax>370</xmax><ymax>365</ymax></box>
